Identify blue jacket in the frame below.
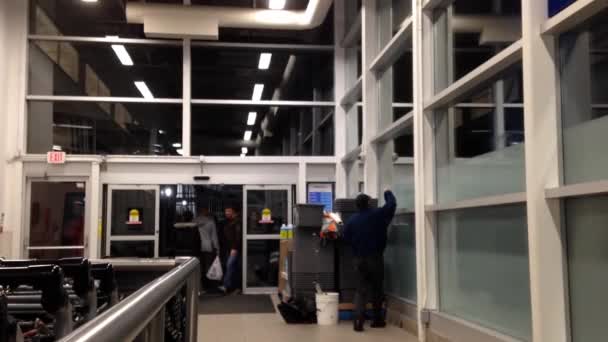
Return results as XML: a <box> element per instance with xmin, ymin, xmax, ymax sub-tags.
<box><xmin>343</xmin><ymin>191</ymin><xmax>397</xmax><ymax>257</ymax></box>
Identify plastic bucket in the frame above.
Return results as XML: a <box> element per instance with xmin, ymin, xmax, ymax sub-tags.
<box><xmin>316</xmin><ymin>292</ymin><xmax>339</xmax><ymax>326</ymax></box>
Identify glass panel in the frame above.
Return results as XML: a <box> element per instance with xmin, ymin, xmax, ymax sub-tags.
<box><xmin>191</xmin><ymin>106</ymin><xmax>333</xmax><ymax>156</ymax></box>
<box><xmin>30</xmin><ymin>0</ymin><xmax>148</xmax><ymax>38</ymax></box>
<box><xmin>111</xmin><ymin>190</ymin><xmax>156</xmax><ymax>236</ymax></box>
<box><xmin>434</xmin><ymin>77</ymin><xmax>526</xmax><ymax>204</ymax></box>
<box><xmin>29</xmin><ymin>41</ymin><xmax>182</xmax><ymax>98</ymax></box>
<box><xmin>392</xmin><ymin>0</ymin><xmax>412</xmax><ymax>34</ymax></box>
<box><xmin>565</xmin><ymin>195</ymin><xmax>608</xmax><ymax>342</ymax></box>
<box><xmin>191</xmin><ymin>48</ymin><xmax>333</xmax><ymax>101</ymax></box>
<box><xmin>393</xmin><ymin>52</ymin><xmax>414</xmax><ymax>104</ymax></box>
<box><xmin>559</xmin><ymin>10</ymin><xmax>608</xmax><ymax>184</ymax></box>
<box><xmin>246</xmin><ymin>240</ymin><xmax>280</xmax><ymax>288</ymax></box>
<box><xmin>29</xmin><ymin>182</ymin><xmax>86</xmax><ymax>247</ymax></box>
<box><xmin>393</xmin><ymin>163</ymin><xmax>414</xmax><ymax>210</ymax></box>
<box><xmin>110</xmin><ymin>241</ymin><xmax>155</xmax><ymax>258</ymax></box>
<box><xmin>27</xmin><ymin>101</ymin><xmax>182</xmax><ymax>155</ymax></box>
<box><xmin>246</xmin><ymin>190</ymin><xmax>288</xmax><ymax>235</ymax></box>
<box><xmin>28</xmin><ymin>249</ymin><xmax>84</xmax><ymax>259</ymax></box>
<box><xmin>432</xmin><ymin>1</ymin><xmax>522</xmax><ymax>94</ymax></box>
<box><xmin>438</xmin><ymin>204</ymin><xmax>531</xmax><ymax>341</ymax></box>
<box><xmin>384</xmin><ymin>213</ymin><xmax>416</xmax><ymax>301</ymax></box>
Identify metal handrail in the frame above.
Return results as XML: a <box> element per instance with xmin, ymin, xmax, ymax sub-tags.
<box><xmin>59</xmin><ymin>257</ymin><xmax>200</xmax><ymax>342</ymax></box>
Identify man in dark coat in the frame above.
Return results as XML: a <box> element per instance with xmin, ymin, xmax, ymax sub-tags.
<box><xmin>343</xmin><ymin>190</ymin><xmax>397</xmax><ymax>332</ymax></box>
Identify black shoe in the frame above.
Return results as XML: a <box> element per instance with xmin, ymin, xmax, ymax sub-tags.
<box><xmin>370</xmin><ymin>320</ymin><xmax>386</xmax><ymax>328</ymax></box>
<box><xmin>354</xmin><ymin>318</ymin><xmax>365</xmax><ymax>332</ymax></box>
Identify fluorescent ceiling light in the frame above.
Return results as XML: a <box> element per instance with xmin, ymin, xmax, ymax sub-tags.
<box><xmin>172</xmin><ymin>142</ymin><xmax>182</xmax><ymax>148</ymax></box>
<box><xmin>258</xmin><ymin>53</ymin><xmax>272</xmax><ymax>70</ymax></box>
<box><xmin>244</xmin><ymin>130</ymin><xmax>253</xmax><ymax>141</ymax></box>
<box><xmin>252</xmin><ymin>84</ymin><xmax>264</xmax><ymax>101</ymax></box>
<box><xmin>247</xmin><ymin>112</ymin><xmax>257</xmax><ymax>126</ymax></box>
<box><xmin>158</xmin><ymin>129</ymin><xmax>165</xmax><ymax>134</ymax></box>
<box><xmin>269</xmin><ymin>0</ymin><xmax>286</xmax><ymax>10</ymax></box>
<box><xmin>134</xmin><ymin>81</ymin><xmax>154</xmax><ymax>99</ymax></box>
<box><xmin>82</xmin><ymin>0</ymin><xmax>98</xmax><ymax>3</ymax></box>
<box><xmin>164</xmin><ymin>187</ymin><xmax>173</xmax><ymax>197</ymax></box>
<box><xmin>111</xmin><ymin>45</ymin><xmax>133</xmax><ymax>66</ymax></box>
<box><xmin>242</xmin><ymin>147</ymin><xmax>248</xmax><ymax>154</ymax></box>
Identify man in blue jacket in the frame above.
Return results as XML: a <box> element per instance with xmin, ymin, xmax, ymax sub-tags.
<box><xmin>343</xmin><ymin>190</ymin><xmax>397</xmax><ymax>332</ymax></box>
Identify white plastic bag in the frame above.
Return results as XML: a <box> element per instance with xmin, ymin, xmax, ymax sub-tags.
<box><xmin>206</xmin><ymin>256</ymin><xmax>223</xmax><ymax>281</ymax></box>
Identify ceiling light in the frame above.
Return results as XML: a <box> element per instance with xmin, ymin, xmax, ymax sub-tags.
<box><xmin>82</xmin><ymin>0</ymin><xmax>98</xmax><ymax>3</ymax></box>
<box><xmin>269</xmin><ymin>0</ymin><xmax>286</xmax><ymax>10</ymax></box>
<box><xmin>111</xmin><ymin>45</ymin><xmax>134</xmax><ymax>66</ymax></box>
<box><xmin>164</xmin><ymin>187</ymin><xmax>173</xmax><ymax>197</ymax></box>
<box><xmin>242</xmin><ymin>147</ymin><xmax>248</xmax><ymax>154</ymax></box>
<box><xmin>258</xmin><ymin>53</ymin><xmax>272</xmax><ymax>69</ymax></box>
<box><xmin>134</xmin><ymin>81</ymin><xmax>154</xmax><ymax>99</ymax></box>
<box><xmin>240</xmin><ymin>154</ymin><xmax>246</xmax><ymax>158</ymax></box>
<box><xmin>252</xmin><ymin>84</ymin><xmax>264</xmax><ymax>101</ymax></box>
<box><xmin>247</xmin><ymin>112</ymin><xmax>257</xmax><ymax>126</ymax></box>
<box><xmin>158</xmin><ymin>130</ymin><xmax>165</xmax><ymax>134</ymax></box>
<box><xmin>172</xmin><ymin>143</ymin><xmax>182</xmax><ymax>148</ymax></box>
<box><xmin>244</xmin><ymin>130</ymin><xmax>253</xmax><ymax>141</ymax></box>
<box><xmin>182</xmin><ymin>200</ymin><xmax>188</xmax><ymax>206</ymax></box>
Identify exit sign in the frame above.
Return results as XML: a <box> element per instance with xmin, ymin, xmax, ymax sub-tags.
<box><xmin>47</xmin><ymin>151</ymin><xmax>66</xmax><ymax>164</ymax></box>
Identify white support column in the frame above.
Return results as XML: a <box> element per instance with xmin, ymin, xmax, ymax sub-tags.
<box><xmin>88</xmin><ymin>161</ymin><xmax>101</xmax><ymax>259</ymax></box>
<box><xmin>334</xmin><ymin>0</ymin><xmax>357</xmax><ymax>198</ymax></box>
<box><xmin>415</xmin><ymin>0</ymin><xmax>440</xmax><ymax>339</ymax></box>
<box><xmin>362</xmin><ymin>0</ymin><xmax>381</xmax><ymax>198</ymax></box>
<box><xmin>182</xmin><ymin>38</ymin><xmax>192</xmax><ymax>157</ymax></box>
<box><xmin>376</xmin><ymin>0</ymin><xmax>395</xmax><ymax>197</ymax></box>
<box><xmin>298</xmin><ymin>162</ymin><xmax>307</xmax><ymax>204</ymax></box>
<box><xmin>522</xmin><ymin>1</ymin><xmax>569</xmax><ymax>342</ymax></box>
<box><xmin>1</xmin><ymin>0</ymin><xmax>28</xmax><ymax>259</ymax></box>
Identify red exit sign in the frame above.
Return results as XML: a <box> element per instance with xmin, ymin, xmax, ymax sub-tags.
<box><xmin>47</xmin><ymin>151</ymin><xmax>66</xmax><ymax>164</ymax></box>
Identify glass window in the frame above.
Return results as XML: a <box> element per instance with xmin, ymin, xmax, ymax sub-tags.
<box><xmin>191</xmin><ymin>48</ymin><xmax>333</xmax><ymax>101</ymax></box>
<box><xmin>393</xmin><ymin>163</ymin><xmax>414</xmax><ymax>210</ymax></box>
<box><xmin>28</xmin><ymin>181</ymin><xmax>86</xmax><ymax>258</ymax></box>
<box><xmin>438</xmin><ymin>204</ymin><xmax>531</xmax><ymax>341</ymax></box>
<box><xmin>191</xmin><ymin>106</ymin><xmax>333</xmax><ymax>156</ymax></box>
<box><xmin>247</xmin><ymin>240</ymin><xmax>280</xmax><ymax>287</ymax></box>
<box><xmin>565</xmin><ymin>195</ymin><xmax>608</xmax><ymax>342</ymax></box>
<box><xmin>559</xmin><ymin>10</ymin><xmax>608</xmax><ymax>185</ymax></box>
<box><xmin>27</xmin><ymin>101</ymin><xmax>182</xmax><ymax>155</ymax></box>
<box><xmin>29</xmin><ymin>41</ymin><xmax>182</xmax><ymax>98</ymax></box>
<box><xmin>385</xmin><ymin>212</ymin><xmax>416</xmax><ymax>301</ymax></box>
<box><xmin>31</xmin><ymin>0</ymin><xmax>148</xmax><ymax>38</ymax></box>
<box><xmin>434</xmin><ymin>69</ymin><xmax>525</xmax><ymax>204</ymax></box>
<box><xmin>432</xmin><ymin>1</ymin><xmax>522</xmax><ymax>93</ymax></box>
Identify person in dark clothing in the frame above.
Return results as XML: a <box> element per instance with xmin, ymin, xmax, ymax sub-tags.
<box><xmin>343</xmin><ymin>190</ymin><xmax>397</xmax><ymax>332</ymax></box>
<box><xmin>221</xmin><ymin>206</ymin><xmax>242</xmax><ymax>294</ymax></box>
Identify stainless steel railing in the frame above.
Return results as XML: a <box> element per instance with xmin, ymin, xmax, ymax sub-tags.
<box><xmin>59</xmin><ymin>257</ymin><xmax>200</xmax><ymax>342</ymax></box>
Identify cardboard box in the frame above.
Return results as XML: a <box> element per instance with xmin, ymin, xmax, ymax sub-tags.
<box><xmin>278</xmin><ymin>239</ymin><xmax>293</xmax><ymax>295</ymax></box>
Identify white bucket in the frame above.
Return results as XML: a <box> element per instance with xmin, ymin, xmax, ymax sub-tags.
<box><xmin>316</xmin><ymin>292</ymin><xmax>340</xmax><ymax>326</ymax></box>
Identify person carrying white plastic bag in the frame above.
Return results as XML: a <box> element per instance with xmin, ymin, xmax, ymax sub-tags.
<box><xmin>206</xmin><ymin>256</ymin><xmax>223</xmax><ymax>281</ymax></box>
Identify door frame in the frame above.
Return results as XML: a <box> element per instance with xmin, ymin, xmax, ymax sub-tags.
<box><xmin>242</xmin><ymin>185</ymin><xmax>292</xmax><ymax>294</ymax></box>
<box><xmin>24</xmin><ymin>176</ymin><xmax>90</xmax><ymax>258</ymax></box>
<box><xmin>105</xmin><ymin>184</ymin><xmax>160</xmax><ymax>258</ymax></box>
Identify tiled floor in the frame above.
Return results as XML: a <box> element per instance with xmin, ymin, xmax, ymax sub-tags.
<box><xmin>198</xmin><ymin>311</ymin><xmax>418</xmax><ymax>342</ymax></box>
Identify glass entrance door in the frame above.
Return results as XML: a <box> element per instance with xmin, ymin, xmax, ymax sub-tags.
<box><xmin>243</xmin><ymin>185</ymin><xmax>291</xmax><ymax>294</ymax></box>
<box><xmin>25</xmin><ymin>178</ymin><xmax>88</xmax><ymax>259</ymax></box>
<box><xmin>106</xmin><ymin>185</ymin><xmax>160</xmax><ymax>257</ymax></box>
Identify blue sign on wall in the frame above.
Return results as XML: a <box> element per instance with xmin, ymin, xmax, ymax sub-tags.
<box><xmin>549</xmin><ymin>0</ymin><xmax>576</xmax><ymax>17</ymax></box>
<box><xmin>307</xmin><ymin>183</ymin><xmax>334</xmax><ymax>212</ymax></box>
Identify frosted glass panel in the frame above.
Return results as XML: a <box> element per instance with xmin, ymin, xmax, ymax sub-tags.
<box><xmin>566</xmin><ymin>196</ymin><xmax>608</xmax><ymax>342</ymax></box>
<box><xmin>385</xmin><ymin>213</ymin><xmax>416</xmax><ymax>301</ymax></box>
<box><xmin>559</xmin><ymin>16</ymin><xmax>608</xmax><ymax>184</ymax></box>
<box><xmin>435</xmin><ymin>107</ymin><xmax>526</xmax><ymax>203</ymax></box>
<box><xmin>438</xmin><ymin>205</ymin><xmax>531</xmax><ymax>341</ymax></box>
<box><xmin>393</xmin><ymin>164</ymin><xmax>415</xmax><ymax>210</ymax></box>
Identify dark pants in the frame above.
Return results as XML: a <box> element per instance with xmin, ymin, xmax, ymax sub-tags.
<box><xmin>354</xmin><ymin>254</ymin><xmax>385</xmax><ymax>320</ymax></box>
<box><xmin>223</xmin><ymin>253</ymin><xmax>240</xmax><ymax>291</ymax></box>
<box><xmin>199</xmin><ymin>251</ymin><xmax>217</xmax><ymax>291</ymax></box>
